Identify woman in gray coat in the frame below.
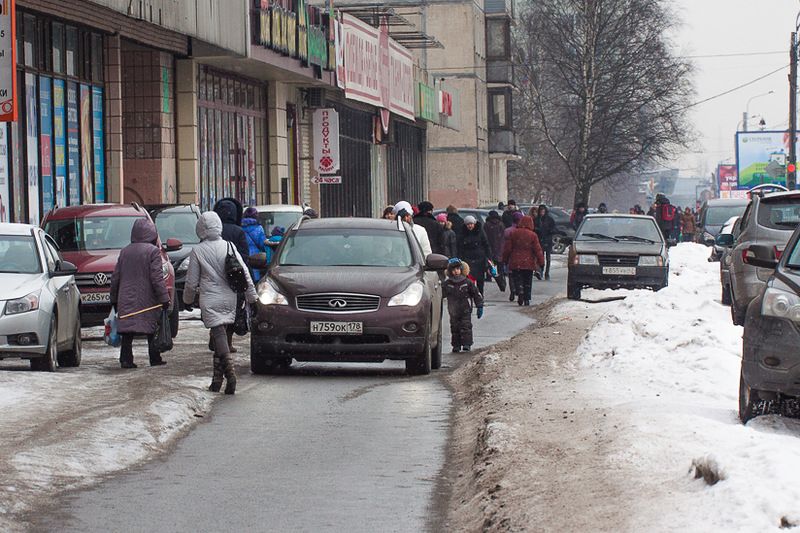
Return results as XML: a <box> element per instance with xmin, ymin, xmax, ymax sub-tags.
<box><xmin>183</xmin><ymin>212</ymin><xmax>257</xmax><ymax>394</ymax></box>
<box><xmin>110</xmin><ymin>218</ymin><xmax>171</xmax><ymax>368</ymax></box>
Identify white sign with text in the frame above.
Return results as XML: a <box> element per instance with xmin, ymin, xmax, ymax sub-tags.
<box><xmin>313</xmin><ymin>108</ymin><xmax>340</xmax><ymax>175</ymax></box>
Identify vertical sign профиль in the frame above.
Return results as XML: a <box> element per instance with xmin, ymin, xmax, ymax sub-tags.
<box><xmin>0</xmin><ymin>0</ymin><xmax>18</xmax><ymax>122</ymax></box>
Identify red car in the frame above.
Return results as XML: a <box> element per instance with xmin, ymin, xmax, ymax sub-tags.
<box><xmin>41</xmin><ymin>204</ymin><xmax>180</xmax><ymax>330</ymax></box>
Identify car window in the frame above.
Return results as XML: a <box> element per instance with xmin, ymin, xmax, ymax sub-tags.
<box><xmin>705</xmin><ymin>205</ymin><xmax>747</xmax><ymax>226</ymax></box>
<box><xmin>788</xmin><ymin>237</ymin><xmax>800</xmax><ymax>268</ymax></box>
<box><xmin>0</xmin><ymin>235</ymin><xmax>42</xmax><ymax>274</ymax></box>
<box><xmin>278</xmin><ymin>229</ymin><xmax>413</xmax><ymax>267</ymax></box>
<box><xmin>739</xmin><ymin>203</ymin><xmax>753</xmax><ymax>231</ymax></box>
<box><xmin>153</xmin><ymin>211</ymin><xmax>200</xmax><ymax>244</ymax></box>
<box><xmin>44</xmin><ymin>216</ymin><xmax>141</xmax><ymax>251</ymax></box>
<box><xmin>757</xmin><ymin>197</ymin><xmax>800</xmax><ymax>230</ymax></box>
<box><xmin>257</xmin><ymin>211</ymin><xmax>303</xmax><ymax>235</ymax></box>
<box><xmin>39</xmin><ymin>233</ymin><xmax>57</xmax><ymax>271</ymax></box>
<box><xmin>576</xmin><ymin>217</ymin><xmax>662</xmax><ymax>242</ymax></box>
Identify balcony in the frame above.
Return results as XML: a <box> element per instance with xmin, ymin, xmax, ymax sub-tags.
<box><xmin>487</xmin><ymin>60</ymin><xmax>514</xmax><ymax>85</ymax></box>
<box><xmin>485</xmin><ymin>0</ymin><xmax>515</xmax><ymax>17</ymax></box>
<box><xmin>489</xmin><ymin>129</ymin><xmax>517</xmax><ymax>155</ymax></box>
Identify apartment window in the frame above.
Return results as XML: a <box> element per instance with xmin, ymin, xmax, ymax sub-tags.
<box><xmin>486</xmin><ymin>18</ymin><xmax>510</xmax><ymax>60</ymax></box>
<box><xmin>489</xmin><ymin>88</ymin><xmax>512</xmax><ymax>129</ymax></box>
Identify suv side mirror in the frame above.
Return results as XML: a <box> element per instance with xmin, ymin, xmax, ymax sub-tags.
<box><xmin>53</xmin><ymin>260</ymin><xmax>78</xmax><ymax>276</ymax></box>
<box><xmin>425</xmin><ymin>253</ymin><xmax>449</xmax><ymax>271</ymax></box>
<box><xmin>164</xmin><ymin>238</ymin><xmax>183</xmax><ymax>252</ymax></box>
<box><xmin>715</xmin><ymin>234</ymin><xmax>734</xmax><ymax>247</ymax></box>
<box><xmin>743</xmin><ymin>244</ymin><xmax>778</xmax><ymax>269</ymax></box>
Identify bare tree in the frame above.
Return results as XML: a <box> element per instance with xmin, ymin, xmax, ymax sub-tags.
<box><xmin>513</xmin><ymin>0</ymin><xmax>694</xmax><ymax>208</ymax></box>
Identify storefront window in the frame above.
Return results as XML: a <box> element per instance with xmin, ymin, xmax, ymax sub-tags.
<box><xmin>65</xmin><ymin>26</ymin><xmax>78</xmax><ymax>77</ymax></box>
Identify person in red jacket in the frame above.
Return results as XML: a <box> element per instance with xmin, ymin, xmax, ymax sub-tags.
<box><xmin>501</xmin><ymin>216</ymin><xmax>545</xmax><ymax>306</ymax></box>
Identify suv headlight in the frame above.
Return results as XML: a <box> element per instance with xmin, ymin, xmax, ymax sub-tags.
<box><xmin>388</xmin><ymin>281</ymin><xmax>424</xmax><ymax>307</ymax></box>
<box><xmin>177</xmin><ymin>257</ymin><xmax>190</xmax><ymax>272</ymax></box>
<box><xmin>257</xmin><ymin>279</ymin><xmax>289</xmax><ymax>306</ymax></box>
<box><xmin>6</xmin><ymin>291</ymin><xmax>41</xmax><ymax>315</ymax></box>
<box><xmin>762</xmin><ymin>287</ymin><xmax>800</xmax><ymax>322</ymax></box>
<box><xmin>638</xmin><ymin>256</ymin><xmax>664</xmax><ymax>267</ymax></box>
<box><xmin>577</xmin><ymin>254</ymin><xmax>599</xmax><ymax>265</ymax></box>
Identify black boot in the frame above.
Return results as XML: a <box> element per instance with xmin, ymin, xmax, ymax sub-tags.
<box><xmin>209</xmin><ymin>356</ymin><xmax>223</xmax><ymax>392</ymax></box>
<box><xmin>222</xmin><ymin>354</ymin><xmax>237</xmax><ymax>395</ymax></box>
<box><xmin>120</xmin><ymin>360</ymin><xmax>138</xmax><ymax>369</ymax></box>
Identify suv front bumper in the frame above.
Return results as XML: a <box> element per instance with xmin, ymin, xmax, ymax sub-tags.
<box><xmin>569</xmin><ymin>265</ymin><xmax>668</xmax><ymax>290</ymax></box>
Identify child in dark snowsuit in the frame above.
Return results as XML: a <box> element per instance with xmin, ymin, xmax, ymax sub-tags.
<box><xmin>443</xmin><ymin>257</ymin><xmax>484</xmax><ymax>353</ymax></box>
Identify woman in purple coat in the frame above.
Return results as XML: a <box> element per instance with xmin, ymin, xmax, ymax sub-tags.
<box><xmin>110</xmin><ymin>218</ymin><xmax>171</xmax><ymax>368</ymax></box>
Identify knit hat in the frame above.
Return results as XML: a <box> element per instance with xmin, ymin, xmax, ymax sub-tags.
<box><xmin>435</xmin><ymin>213</ymin><xmax>448</xmax><ymax>223</ymax></box>
<box><xmin>464</xmin><ymin>215</ymin><xmax>477</xmax><ymax>224</ymax></box>
<box><xmin>512</xmin><ymin>211</ymin><xmax>524</xmax><ymax>223</ymax></box>
<box><xmin>244</xmin><ymin>206</ymin><xmax>259</xmax><ymax>219</ymax></box>
<box><xmin>447</xmin><ymin>257</ymin><xmax>463</xmax><ymax>273</ymax></box>
<box><xmin>271</xmin><ymin>226</ymin><xmax>285</xmax><ymax>237</ymax></box>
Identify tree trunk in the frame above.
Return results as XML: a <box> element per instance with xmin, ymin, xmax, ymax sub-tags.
<box><xmin>573</xmin><ymin>180</ymin><xmax>591</xmax><ymax>209</ymax></box>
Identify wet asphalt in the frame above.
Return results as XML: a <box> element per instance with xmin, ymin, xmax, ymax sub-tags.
<box><xmin>31</xmin><ymin>260</ymin><xmax>566</xmax><ymax>533</ymax></box>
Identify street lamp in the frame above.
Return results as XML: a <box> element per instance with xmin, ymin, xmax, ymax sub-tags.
<box><xmin>743</xmin><ymin>91</ymin><xmax>774</xmax><ymax>131</ymax></box>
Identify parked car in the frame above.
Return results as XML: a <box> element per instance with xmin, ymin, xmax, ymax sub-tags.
<box><xmin>725</xmin><ymin>190</ymin><xmax>800</xmax><ymax>325</ymax></box>
<box><xmin>738</xmin><ymin>227</ymin><xmax>800</xmax><ymax>423</ymax></box>
<box><xmin>0</xmin><ymin>223</ymin><xmax>82</xmax><ymax>371</ymax></box>
<box><xmin>432</xmin><ymin>208</ymin><xmax>491</xmax><ymax>225</ymax></box>
<box><xmin>249</xmin><ymin>217</ymin><xmax>448</xmax><ymax>375</ymax></box>
<box><xmin>716</xmin><ymin>217</ymin><xmax>742</xmax><ymax>306</ymax></box>
<box><xmin>697</xmin><ymin>198</ymin><xmax>749</xmax><ymax>244</ymax></box>
<box><xmin>252</xmin><ymin>204</ymin><xmax>304</xmax><ymax>235</ymax></box>
<box><xmin>41</xmin><ymin>204</ymin><xmax>180</xmax><ymax>331</ymax></box>
<box><xmin>567</xmin><ymin>214</ymin><xmax>669</xmax><ymax>300</ymax></box>
<box><xmin>147</xmin><ymin>204</ymin><xmax>201</xmax><ymax>328</ymax></box>
<box><xmin>549</xmin><ymin>206</ymin><xmax>576</xmax><ymax>254</ymax></box>
<box><xmin>710</xmin><ymin>216</ymin><xmax>740</xmax><ymax>263</ymax></box>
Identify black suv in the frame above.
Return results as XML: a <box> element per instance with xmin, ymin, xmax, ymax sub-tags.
<box><xmin>740</xmin><ymin>226</ymin><xmax>800</xmax><ymax>423</ymax></box>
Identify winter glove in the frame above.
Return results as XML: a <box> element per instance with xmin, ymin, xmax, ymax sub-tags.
<box><xmin>476</xmin><ymin>307</ymin><xmax>484</xmax><ymax>319</ymax></box>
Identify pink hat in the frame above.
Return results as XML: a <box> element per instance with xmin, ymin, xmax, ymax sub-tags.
<box><xmin>436</xmin><ymin>213</ymin><xmax>447</xmax><ymax>223</ymax></box>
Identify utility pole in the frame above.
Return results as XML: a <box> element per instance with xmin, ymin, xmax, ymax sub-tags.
<box><xmin>742</xmin><ymin>111</ymin><xmax>748</xmax><ymax>132</ymax></box>
<box><xmin>790</xmin><ymin>32</ymin><xmax>798</xmax><ymax>190</ymax></box>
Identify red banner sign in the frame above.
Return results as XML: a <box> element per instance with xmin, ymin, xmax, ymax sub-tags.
<box><xmin>0</xmin><ymin>0</ymin><xmax>18</xmax><ymax>122</ymax></box>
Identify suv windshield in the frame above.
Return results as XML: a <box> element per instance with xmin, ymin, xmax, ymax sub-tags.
<box><xmin>45</xmin><ymin>216</ymin><xmax>142</xmax><ymax>251</ymax></box>
<box><xmin>757</xmin><ymin>197</ymin><xmax>800</xmax><ymax>230</ymax></box>
<box><xmin>577</xmin><ymin>217</ymin><xmax>662</xmax><ymax>243</ymax></box>
<box><xmin>257</xmin><ymin>211</ymin><xmax>303</xmax><ymax>235</ymax></box>
<box><xmin>152</xmin><ymin>211</ymin><xmax>200</xmax><ymax>245</ymax></box>
<box><xmin>278</xmin><ymin>229</ymin><xmax>413</xmax><ymax>267</ymax></box>
<box><xmin>706</xmin><ymin>205</ymin><xmax>747</xmax><ymax>225</ymax></box>
<box><xmin>0</xmin><ymin>236</ymin><xmax>41</xmax><ymax>274</ymax></box>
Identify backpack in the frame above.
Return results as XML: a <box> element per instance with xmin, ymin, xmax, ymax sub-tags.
<box><xmin>661</xmin><ymin>204</ymin><xmax>677</xmax><ymax>222</ymax></box>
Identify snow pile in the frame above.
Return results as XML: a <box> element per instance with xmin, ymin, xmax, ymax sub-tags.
<box><xmin>556</xmin><ymin>243</ymin><xmax>800</xmax><ymax>531</ymax></box>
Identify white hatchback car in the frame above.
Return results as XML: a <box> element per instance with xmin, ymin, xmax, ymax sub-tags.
<box><xmin>0</xmin><ymin>224</ymin><xmax>82</xmax><ymax>371</ymax></box>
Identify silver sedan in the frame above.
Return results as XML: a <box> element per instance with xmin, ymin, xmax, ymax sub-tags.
<box><xmin>0</xmin><ymin>223</ymin><xmax>81</xmax><ymax>371</ymax></box>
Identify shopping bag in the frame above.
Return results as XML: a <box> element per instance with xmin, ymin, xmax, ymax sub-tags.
<box><xmin>103</xmin><ymin>308</ymin><xmax>121</xmax><ymax>347</ymax></box>
<box><xmin>153</xmin><ymin>309</ymin><xmax>174</xmax><ymax>353</ymax></box>
<box><xmin>495</xmin><ymin>272</ymin><xmax>507</xmax><ymax>292</ymax></box>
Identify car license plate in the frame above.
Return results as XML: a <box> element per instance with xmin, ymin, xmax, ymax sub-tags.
<box><xmin>80</xmin><ymin>292</ymin><xmax>111</xmax><ymax>304</ymax></box>
<box><xmin>602</xmin><ymin>266</ymin><xmax>636</xmax><ymax>276</ymax></box>
<box><xmin>310</xmin><ymin>321</ymin><xmax>363</xmax><ymax>335</ymax></box>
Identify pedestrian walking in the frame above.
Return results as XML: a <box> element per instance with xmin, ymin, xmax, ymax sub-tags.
<box><xmin>502</xmin><ymin>210</ymin><xmax>525</xmax><ymax>300</ymax></box>
<box><xmin>483</xmin><ymin>210</ymin><xmax>505</xmax><ymax>264</ymax></box>
<box><xmin>502</xmin><ymin>216</ymin><xmax>545</xmax><ymax>306</ymax></box>
<box><xmin>534</xmin><ymin>204</ymin><xmax>556</xmax><ymax>280</ymax></box>
<box><xmin>213</xmin><ymin>197</ymin><xmax>249</xmax><ymax>353</ymax></box>
<box><xmin>242</xmin><ymin>207</ymin><xmax>268</xmax><ymax>282</ymax></box>
<box><xmin>443</xmin><ymin>258</ymin><xmax>483</xmax><ymax>353</ymax></box>
<box><xmin>436</xmin><ymin>213</ymin><xmax>458</xmax><ymax>257</ymax></box>
<box><xmin>110</xmin><ymin>218</ymin><xmax>171</xmax><ymax>369</ymax></box>
<box><xmin>681</xmin><ymin>207</ymin><xmax>696</xmax><ymax>242</ymax></box>
<box><xmin>414</xmin><ymin>201</ymin><xmax>446</xmax><ymax>255</ymax></box>
<box><xmin>446</xmin><ymin>205</ymin><xmax>465</xmax><ymax>235</ymax></box>
<box><xmin>501</xmin><ymin>199</ymin><xmax>519</xmax><ymax>228</ymax></box>
<box><xmin>654</xmin><ymin>194</ymin><xmax>678</xmax><ymax>242</ymax></box>
<box><xmin>394</xmin><ymin>201</ymin><xmax>432</xmax><ymax>256</ymax></box>
<box><xmin>571</xmin><ymin>203</ymin><xmax>587</xmax><ymax>230</ymax></box>
<box><xmin>458</xmin><ymin>215</ymin><xmax>491</xmax><ymax>295</ymax></box>
<box><xmin>183</xmin><ymin>212</ymin><xmax>257</xmax><ymax>394</ymax></box>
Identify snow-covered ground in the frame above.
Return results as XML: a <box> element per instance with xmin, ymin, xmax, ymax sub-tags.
<box><xmin>557</xmin><ymin>244</ymin><xmax>800</xmax><ymax>531</ymax></box>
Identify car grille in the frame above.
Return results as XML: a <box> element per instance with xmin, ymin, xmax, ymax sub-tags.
<box><xmin>295</xmin><ymin>293</ymin><xmax>381</xmax><ymax>313</ymax></box>
<box><xmin>598</xmin><ymin>255</ymin><xmax>639</xmax><ymax>267</ymax></box>
<box><xmin>74</xmin><ymin>272</ymin><xmax>113</xmax><ymax>288</ymax></box>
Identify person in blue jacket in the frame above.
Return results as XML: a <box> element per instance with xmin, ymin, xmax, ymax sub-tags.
<box><xmin>266</xmin><ymin>226</ymin><xmax>285</xmax><ymax>263</ymax></box>
<box><xmin>242</xmin><ymin>206</ymin><xmax>267</xmax><ymax>281</ymax></box>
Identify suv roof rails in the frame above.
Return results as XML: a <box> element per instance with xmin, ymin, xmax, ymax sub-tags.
<box><xmin>748</xmin><ymin>184</ymin><xmax>789</xmax><ymax>198</ymax></box>
<box><xmin>131</xmin><ymin>202</ymin><xmax>143</xmax><ymax>212</ymax></box>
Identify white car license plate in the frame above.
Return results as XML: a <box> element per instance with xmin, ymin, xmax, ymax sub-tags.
<box><xmin>310</xmin><ymin>321</ymin><xmax>363</xmax><ymax>335</ymax></box>
<box><xmin>80</xmin><ymin>292</ymin><xmax>111</xmax><ymax>304</ymax></box>
<box><xmin>602</xmin><ymin>266</ymin><xmax>636</xmax><ymax>276</ymax></box>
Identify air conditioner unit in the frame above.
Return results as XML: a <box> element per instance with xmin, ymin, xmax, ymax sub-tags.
<box><xmin>307</xmin><ymin>88</ymin><xmax>326</xmax><ymax>108</ymax></box>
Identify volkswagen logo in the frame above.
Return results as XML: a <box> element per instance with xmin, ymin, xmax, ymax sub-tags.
<box><xmin>94</xmin><ymin>272</ymin><xmax>109</xmax><ymax>286</ymax></box>
<box><xmin>328</xmin><ymin>298</ymin><xmax>348</xmax><ymax>308</ymax></box>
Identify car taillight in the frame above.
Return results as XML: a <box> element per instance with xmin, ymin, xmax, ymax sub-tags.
<box><xmin>775</xmin><ymin>246</ymin><xmax>784</xmax><ymax>261</ymax></box>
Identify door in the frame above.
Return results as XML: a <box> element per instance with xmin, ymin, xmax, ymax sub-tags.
<box><xmin>43</xmin><ymin>233</ymin><xmax>76</xmax><ymax>344</ymax></box>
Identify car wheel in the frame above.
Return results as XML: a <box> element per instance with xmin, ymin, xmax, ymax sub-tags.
<box><xmin>58</xmin><ymin>317</ymin><xmax>82</xmax><ymax>368</ymax></box>
<box><xmin>33</xmin><ymin>318</ymin><xmax>58</xmax><ymax>372</ymax></box>
<box><xmin>721</xmin><ymin>284</ymin><xmax>731</xmax><ymax>306</ymax></box>
<box><xmin>552</xmin><ymin>236</ymin><xmax>566</xmax><ymax>255</ymax></box>
<box><xmin>250</xmin><ymin>338</ymin><xmax>277</xmax><ymax>375</ymax></box>
<box><xmin>567</xmin><ymin>276</ymin><xmax>581</xmax><ymax>300</ymax></box>
<box><xmin>739</xmin><ymin>369</ymin><xmax>763</xmax><ymax>424</ymax></box>
<box><xmin>431</xmin><ymin>316</ymin><xmax>443</xmax><ymax>370</ymax></box>
<box><xmin>406</xmin><ymin>334</ymin><xmax>432</xmax><ymax>376</ymax></box>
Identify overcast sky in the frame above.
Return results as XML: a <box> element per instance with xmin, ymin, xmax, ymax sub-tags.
<box><xmin>670</xmin><ymin>0</ymin><xmax>800</xmax><ymax>177</ymax></box>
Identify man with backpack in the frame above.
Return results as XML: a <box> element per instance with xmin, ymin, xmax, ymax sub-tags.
<box><xmin>654</xmin><ymin>194</ymin><xmax>678</xmax><ymax>242</ymax></box>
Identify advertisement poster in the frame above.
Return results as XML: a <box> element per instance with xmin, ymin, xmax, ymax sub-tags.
<box><xmin>735</xmin><ymin>131</ymin><xmax>797</xmax><ymax>189</ymax></box>
<box><xmin>342</xmin><ymin>14</ymin><xmax>381</xmax><ymax>107</ymax></box>
<box><xmin>67</xmin><ymin>82</ymin><xmax>80</xmax><ymax>205</ymax></box>
<box><xmin>79</xmin><ymin>84</ymin><xmax>92</xmax><ymax>203</ymax></box>
<box><xmin>39</xmin><ymin>76</ymin><xmax>53</xmax><ymax>215</ymax></box>
<box><xmin>0</xmin><ymin>123</ymin><xmax>9</xmax><ymax>222</ymax></box>
<box><xmin>313</xmin><ymin>108</ymin><xmax>340</xmax><ymax>175</ymax></box>
<box><xmin>0</xmin><ymin>0</ymin><xmax>17</xmax><ymax>122</ymax></box>
<box><xmin>53</xmin><ymin>79</ymin><xmax>66</xmax><ymax>207</ymax></box>
<box><xmin>25</xmin><ymin>73</ymin><xmax>39</xmax><ymax>225</ymax></box>
<box><xmin>717</xmin><ymin>164</ymin><xmax>737</xmax><ymax>193</ymax></box>
<box><xmin>91</xmin><ymin>86</ymin><xmax>104</xmax><ymax>202</ymax></box>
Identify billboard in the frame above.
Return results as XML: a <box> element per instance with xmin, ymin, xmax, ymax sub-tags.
<box><xmin>717</xmin><ymin>164</ymin><xmax>737</xmax><ymax>192</ymax></box>
<box><xmin>735</xmin><ymin>131</ymin><xmax>798</xmax><ymax>189</ymax></box>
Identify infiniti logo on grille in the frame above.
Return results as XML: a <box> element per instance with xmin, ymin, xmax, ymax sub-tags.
<box><xmin>328</xmin><ymin>299</ymin><xmax>348</xmax><ymax>308</ymax></box>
